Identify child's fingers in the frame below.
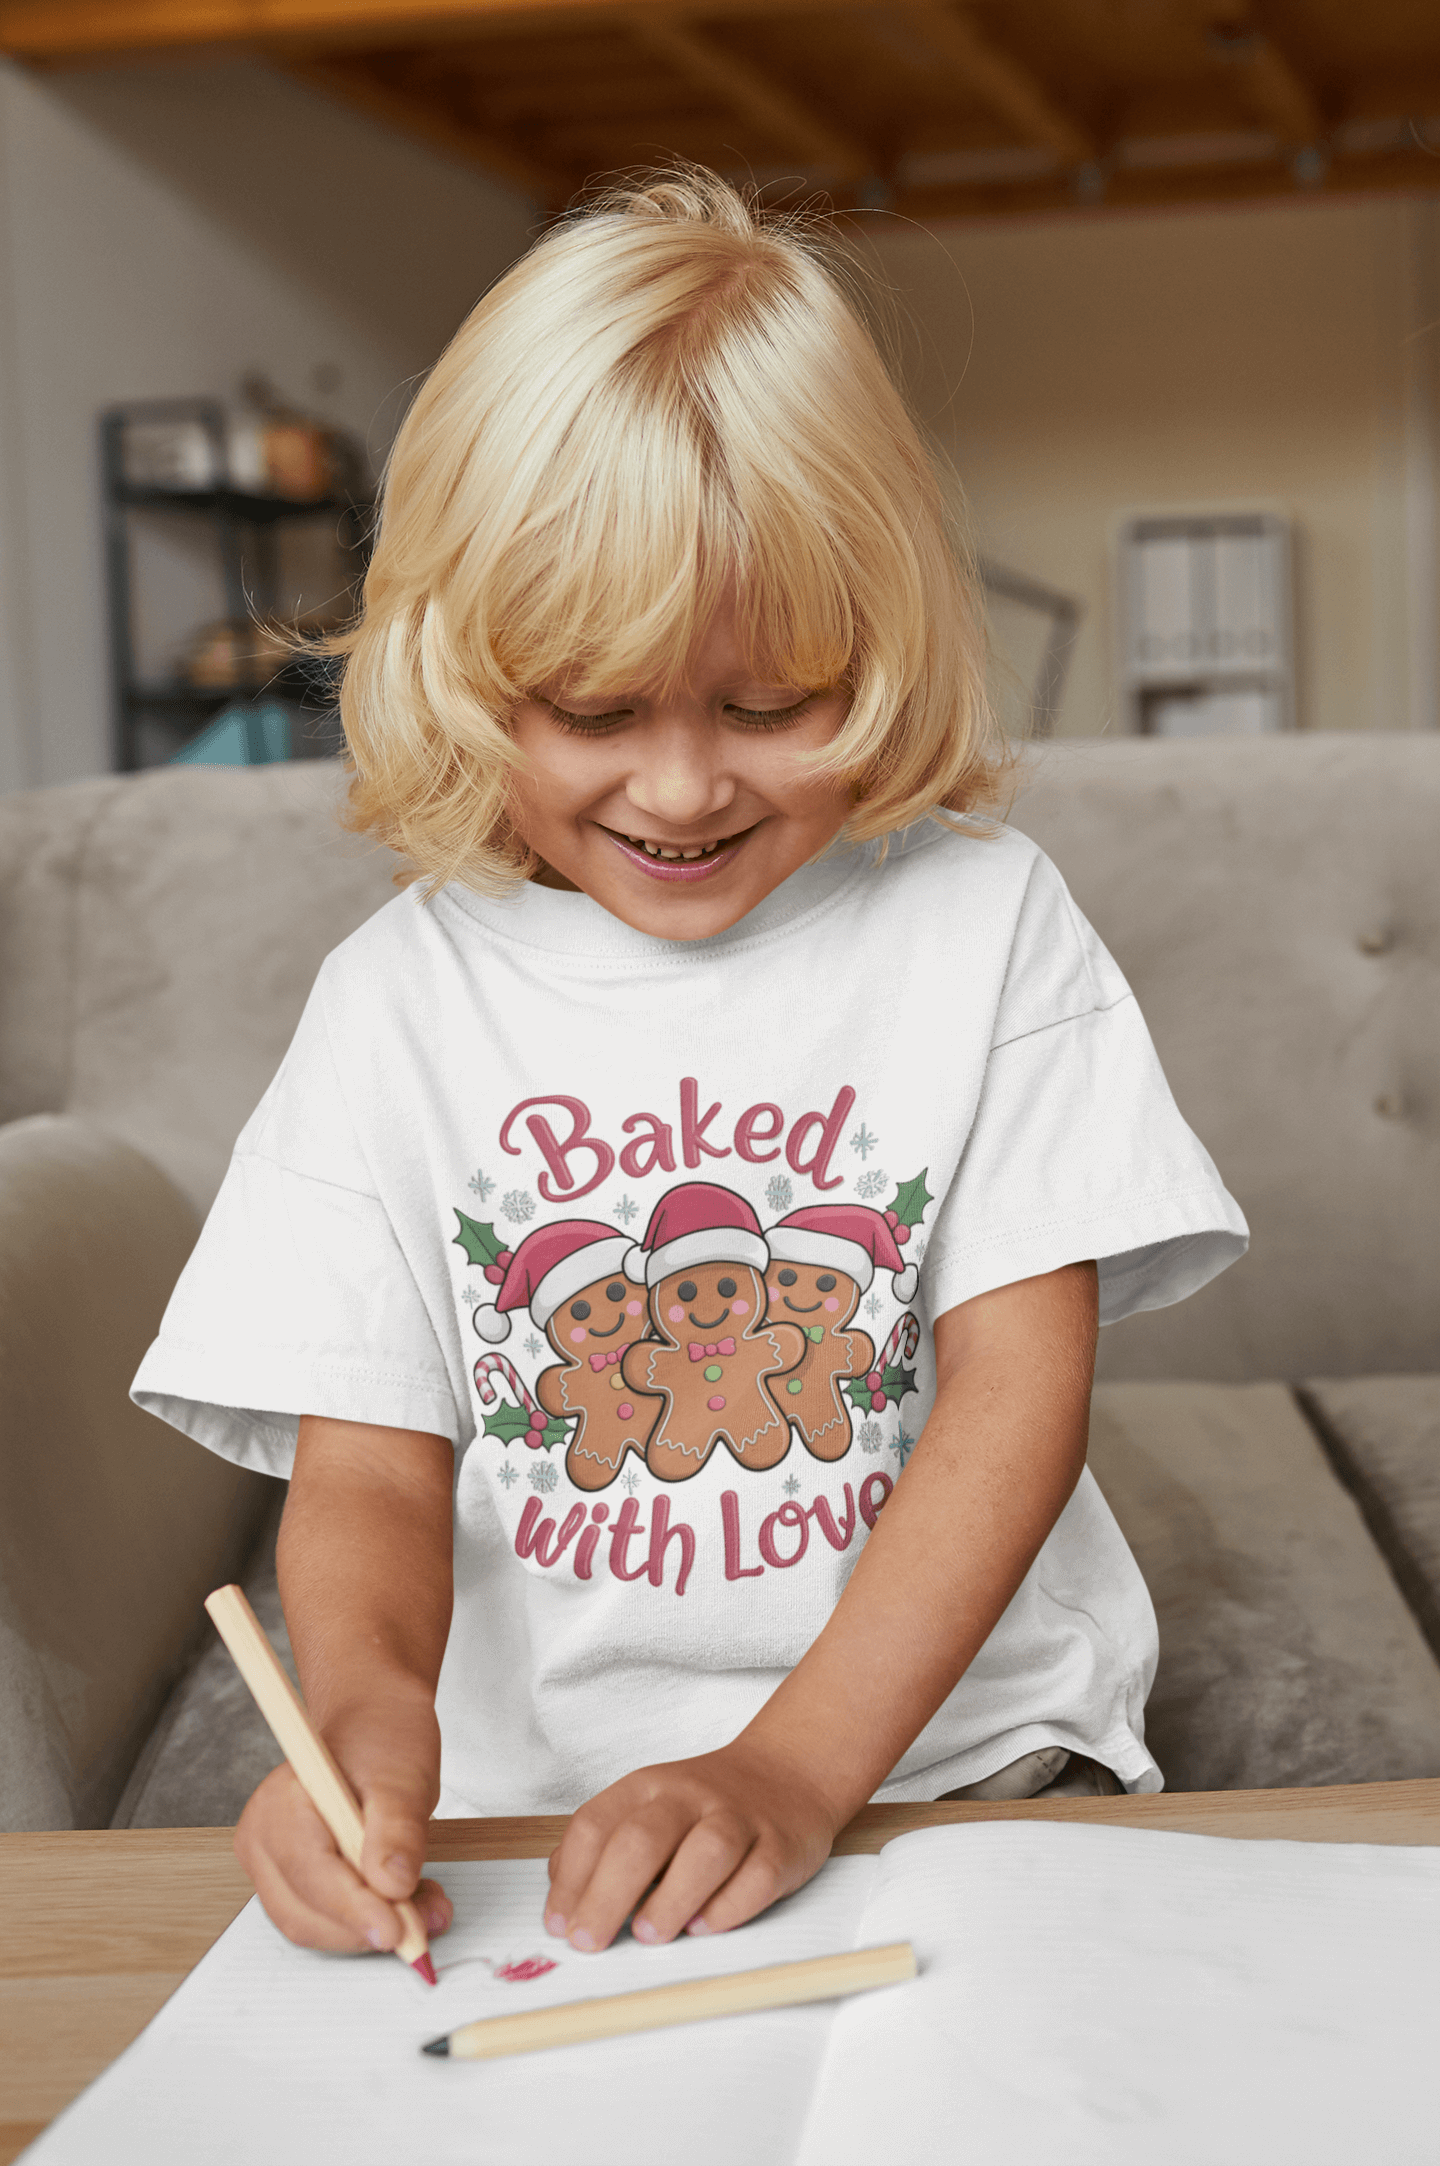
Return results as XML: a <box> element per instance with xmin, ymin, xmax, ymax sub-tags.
<box><xmin>544</xmin><ymin>1800</ymin><xmax>620</xmax><ymax>1932</ymax></box>
<box><xmin>629</xmin><ymin>1814</ymin><xmax>757</xmax><ymax>1945</ymax></box>
<box><xmin>412</xmin><ymin>1876</ymin><xmax>454</xmax><ymax>1939</ymax></box>
<box><xmin>357</xmin><ymin>1782</ymin><xmax>437</xmax><ymax>1903</ymax></box>
<box><xmin>681</xmin><ymin>1842</ymin><xmax>795</xmax><ymax>1939</ymax></box>
<box><xmin>551</xmin><ymin>1802</ymin><xmax>695</xmax><ymax>1951</ymax></box>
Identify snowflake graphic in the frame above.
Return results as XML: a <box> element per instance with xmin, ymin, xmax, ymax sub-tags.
<box><xmin>621</xmin><ymin>1467</ymin><xmax>641</xmax><ymax>1496</ymax></box>
<box><xmin>894</xmin><ymin>1428</ymin><xmax>917</xmax><ymax>1469</ymax></box>
<box><xmin>523</xmin><ymin>1333</ymin><xmax>544</xmax><ymax>1359</ymax></box>
<box><xmin>468</xmin><ymin>1167</ymin><xmax>497</xmax><ymax>1201</ymax></box>
<box><xmin>501</xmin><ymin>1188</ymin><xmax>536</xmax><ymax>1225</ymax></box>
<box><xmin>781</xmin><ymin>1473</ymin><xmax>802</xmax><ymax>1498</ymax></box>
<box><xmin>850</xmin><ymin>1124</ymin><xmax>880</xmax><ymax>1159</ymax></box>
<box><xmin>495</xmin><ymin>1460</ymin><xmax>519</xmax><ymax>1488</ymax></box>
<box><xmin>529</xmin><ymin>1460</ymin><xmax>559</xmax><ymax>1494</ymax></box>
<box><xmin>464</xmin><ymin>1282</ymin><xmax>490</xmax><ymax>1309</ymax></box>
<box><xmin>911</xmin><ymin>1236</ymin><xmax>926</xmax><ymax>1265</ymax></box>
<box><xmin>859</xmin><ymin>1420</ymin><xmax>884</xmax><ymax>1454</ymax></box>
<box><xmin>854</xmin><ymin>1168</ymin><xmax>888</xmax><ymax>1201</ymax></box>
<box><xmin>864</xmin><ymin>1291</ymin><xmax>883</xmax><ymax>1320</ymax></box>
<box><xmin>764</xmin><ymin>1174</ymin><xmax>794</xmax><ymax>1213</ymax></box>
<box><xmin>612</xmin><ymin>1193</ymin><xmax>639</xmax><ymax>1227</ymax></box>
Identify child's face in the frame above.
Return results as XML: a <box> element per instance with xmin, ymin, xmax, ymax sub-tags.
<box><xmin>509</xmin><ymin>598</ymin><xmax>854</xmax><ymax>942</ymax></box>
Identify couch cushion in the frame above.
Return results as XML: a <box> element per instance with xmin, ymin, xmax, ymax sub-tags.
<box><xmin>113</xmin><ymin>1494</ymin><xmax>290</xmax><ymax>1829</ymax></box>
<box><xmin>0</xmin><ymin>1113</ymin><xmax>272</xmax><ymax>1829</ymax></box>
<box><xmin>0</xmin><ymin>776</ymin><xmax>121</xmax><ymax>1128</ymax></box>
<box><xmin>1014</xmin><ymin>736</ymin><xmax>1440</xmax><ymax>1384</ymax></box>
<box><xmin>1298</xmin><ymin>1376</ymin><xmax>1440</xmax><ymax>1664</ymax></box>
<box><xmin>1087</xmin><ymin>1380</ymin><xmax>1440</xmax><ymax>1790</ymax></box>
<box><xmin>62</xmin><ymin>762</ymin><xmax>399</xmax><ymax>1214</ymax></box>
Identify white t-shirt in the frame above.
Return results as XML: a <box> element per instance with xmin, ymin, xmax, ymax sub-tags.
<box><xmin>133</xmin><ymin>817</ymin><xmax>1246</xmax><ymax>1809</ymax></box>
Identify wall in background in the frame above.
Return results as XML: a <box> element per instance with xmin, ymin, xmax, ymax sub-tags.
<box><xmin>0</xmin><ymin>55</ymin><xmax>534</xmax><ymax>791</ymax></box>
<box><xmin>872</xmin><ymin>192</ymin><xmax>1440</xmax><ymax>738</ymax></box>
<box><xmin>0</xmin><ymin>55</ymin><xmax>1436</xmax><ymax>782</ymax></box>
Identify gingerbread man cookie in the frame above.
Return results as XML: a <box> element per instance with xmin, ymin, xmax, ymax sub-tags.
<box><xmin>535</xmin><ymin>1270</ymin><xmax>664</xmax><ymax>1491</ymax></box>
<box><xmin>764</xmin><ymin>1260</ymin><xmax>874</xmax><ymax>1461</ymax></box>
<box><xmin>762</xmin><ymin>1202</ymin><xmax>920</xmax><ymax>1464</ymax></box>
<box><xmin>622</xmin><ymin>1260</ymin><xmax>806</xmax><ymax>1483</ymax></box>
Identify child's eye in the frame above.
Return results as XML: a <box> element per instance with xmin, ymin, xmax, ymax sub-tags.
<box><xmin>544</xmin><ymin>703</ymin><xmax>633</xmax><ymax>735</ymax></box>
<box><xmin>724</xmin><ymin>696</ymin><xmax>815</xmax><ymax>730</ymax></box>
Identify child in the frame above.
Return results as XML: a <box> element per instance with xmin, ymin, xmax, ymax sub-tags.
<box><xmin>133</xmin><ymin>170</ymin><xmax>1246</xmax><ymax>1962</ymax></box>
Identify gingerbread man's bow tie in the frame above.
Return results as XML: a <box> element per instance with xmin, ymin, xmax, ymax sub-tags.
<box><xmin>688</xmin><ymin>1337</ymin><xmax>736</xmax><ymax>1361</ymax></box>
<box><xmin>587</xmin><ymin>1344</ymin><xmax>632</xmax><ymax>1373</ymax></box>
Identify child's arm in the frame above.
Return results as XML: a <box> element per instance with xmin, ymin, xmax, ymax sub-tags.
<box><xmin>545</xmin><ymin>1259</ymin><xmax>1098</xmax><ymax>1951</ymax></box>
<box><xmin>233</xmin><ymin>1415</ymin><xmax>456</xmax><ymax>1952</ymax></box>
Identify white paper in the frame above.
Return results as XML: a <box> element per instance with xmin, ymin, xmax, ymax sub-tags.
<box><xmin>797</xmin><ymin>1823</ymin><xmax>1440</xmax><ymax>2166</ymax></box>
<box><xmin>25</xmin><ymin>1855</ymin><xmax>876</xmax><ymax>2166</ymax></box>
<box><xmin>26</xmin><ymin>1825</ymin><xmax>1440</xmax><ymax>2166</ymax></box>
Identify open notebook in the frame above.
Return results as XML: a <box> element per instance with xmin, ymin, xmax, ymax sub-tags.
<box><xmin>26</xmin><ymin>1821</ymin><xmax>1440</xmax><ymax>2166</ymax></box>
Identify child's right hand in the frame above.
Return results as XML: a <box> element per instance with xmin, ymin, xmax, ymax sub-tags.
<box><xmin>234</xmin><ymin>1717</ymin><xmax>452</xmax><ymax>1955</ymax></box>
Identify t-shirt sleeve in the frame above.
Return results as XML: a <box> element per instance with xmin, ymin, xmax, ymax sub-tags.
<box><xmin>130</xmin><ymin>975</ymin><xmax>462</xmax><ymax>1478</ymax></box>
<box><xmin>924</xmin><ymin>849</ymin><xmax>1248</xmax><ymax>1327</ymax></box>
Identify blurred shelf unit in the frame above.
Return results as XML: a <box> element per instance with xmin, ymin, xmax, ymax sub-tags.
<box><xmin>1118</xmin><ymin>511</ymin><xmax>1294</xmax><ymax>737</ymax></box>
<box><xmin>100</xmin><ymin>398</ymin><xmax>373</xmax><ymax>772</ymax></box>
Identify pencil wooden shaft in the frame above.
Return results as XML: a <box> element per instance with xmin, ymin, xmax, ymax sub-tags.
<box><xmin>442</xmin><ymin>1942</ymin><xmax>916</xmax><ymax>2060</ymax></box>
<box><xmin>204</xmin><ymin>1584</ymin><xmax>429</xmax><ymax>1969</ymax></box>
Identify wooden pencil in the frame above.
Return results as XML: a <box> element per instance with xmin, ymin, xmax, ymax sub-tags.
<box><xmin>422</xmin><ymin>1940</ymin><xmax>917</xmax><ymax>2060</ymax></box>
<box><xmin>204</xmin><ymin>1583</ymin><xmax>436</xmax><ymax>1985</ymax></box>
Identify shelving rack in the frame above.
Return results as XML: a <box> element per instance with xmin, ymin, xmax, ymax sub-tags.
<box><xmin>100</xmin><ymin>398</ymin><xmax>373</xmax><ymax>772</ymax></box>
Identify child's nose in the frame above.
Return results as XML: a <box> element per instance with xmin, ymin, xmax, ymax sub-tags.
<box><xmin>623</xmin><ymin>721</ymin><xmax>736</xmax><ymax>827</ymax></box>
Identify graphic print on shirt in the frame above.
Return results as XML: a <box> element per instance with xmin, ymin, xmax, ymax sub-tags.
<box><xmin>458</xmin><ymin>1214</ymin><xmax>664</xmax><ymax>1489</ymax></box>
<box><xmin>619</xmin><ymin>1183</ymin><xmax>808</xmax><ymax>1483</ymax></box>
<box><xmin>762</xmin><ymin>1190</ymin><xmax>923</xmax><ymax>1458</ymax></box>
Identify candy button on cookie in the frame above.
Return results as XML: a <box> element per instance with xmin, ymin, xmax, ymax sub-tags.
<box><xmin>704</xmin><ymin>1363</ymin><xmax>723</xmax><ymax>1381</ymax></box>
<box><xmin>786</xmin><ymin>1378</ymin><xmax>804</xmax><ymax>1395</ymax></box>
<box><xmin>617</xmin><ymin>1402</ymin><xmax>634</xmax><ymax>1419</ymax></box>
<box><xmin>707</xmin><ymin>1395</ymin><xmax>726</xmax><ymax>1411</ymax></box>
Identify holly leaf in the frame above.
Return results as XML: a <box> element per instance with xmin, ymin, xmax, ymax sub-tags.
<box><xmin>453</xmin><ymin>1210</ymin><xmax>506</xmax><ymax>1271</ymax></box>
<box><xmin>483</xmin><ymin>1402</ymin><xmax>570</xmax><ymax>1452</ymax></box>
<box><xmin>844</xmin><ymin>1363</ymin><xmax>918</xmax><ymax>1412</ymax></box>
<box><xmin>888</xmin><ymin>1169</ymin><xmax>933</xmax><ymax>1231</ymax></box>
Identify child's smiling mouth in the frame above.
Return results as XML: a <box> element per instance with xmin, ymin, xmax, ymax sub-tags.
<box><xmin>600</xmin><ymin>824</ymin><xmax>754</xmax><ymax>883</ymax></box>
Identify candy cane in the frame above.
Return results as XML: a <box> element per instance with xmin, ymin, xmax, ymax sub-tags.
<box><xmin>473</xmin><ymin>1353</ymin><xmax>540</xmax><ymax>1418</ymax></box>
<box><xmin>879</xmin><ymin>1313</ymin><xmax>920</xmax><ymax>1371</ymax></box>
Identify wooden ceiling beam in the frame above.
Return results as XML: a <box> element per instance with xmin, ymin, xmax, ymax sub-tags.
<box><xmin>0</xmin><ymin>0</ymin><xmax>844</xmax><ymax>63</ymax></box>
<box><xmin>889</xmin><ymin>2</ymin><xmax>1095</xmax><ymax>169</ymax></box>
<box><xmin>620</xmin><ymin>12</ymin><xmax>871</xmax><ymax>178</ymax></box>
<box><xmin>1205</xmin><ymin>19</ymin><xmax>1324</xmax><ymax>147</ymax></box>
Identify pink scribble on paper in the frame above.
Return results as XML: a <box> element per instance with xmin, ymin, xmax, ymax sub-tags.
<box><xmin>495</xmin><ymin>1955</ymin><xmax>558</xmax><ymax>1983</ymax></box>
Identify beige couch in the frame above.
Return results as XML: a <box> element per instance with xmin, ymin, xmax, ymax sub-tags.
<box><xmin>1</xmin><ymin>738</ymin><xmax>1437</xmax><ymax>1829</ymax></box>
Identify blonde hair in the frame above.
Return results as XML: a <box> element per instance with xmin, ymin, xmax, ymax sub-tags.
<box><xmin>338</xmin><ymin>168</ymin><xmax>1007</xmax><ymax>890</ymax></box>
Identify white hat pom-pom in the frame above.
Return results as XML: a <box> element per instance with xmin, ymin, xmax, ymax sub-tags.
<box><xmin>893</xmin><ymin>1265</ymin><xmax>919</xmax><ymax>1305</ymax></box>
<box><xmin>623</xmin><ymin>1245</ymin><xmax>648</xmax><ymax>1284</ymax></box>
<box><xmin>473</xmin><ymin>1304</ymin><xmax>512</xmax><ymax>1344</ymax></box>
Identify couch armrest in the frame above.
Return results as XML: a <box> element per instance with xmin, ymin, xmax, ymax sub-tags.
<box><xmin>0</xmin><ymin>1114</ymin><xmax>273</xmax><ymax>1830</ymax></box>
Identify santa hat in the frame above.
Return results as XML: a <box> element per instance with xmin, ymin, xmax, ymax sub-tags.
<box><xmin>767</xmin><ymin>1203</ymin><xmax>918</xmax><ymax>1305</ymax></box>
<box><xmin>473</xmin><ymin>1219</ymin><xmax>634</xmax><ymax>1345</ymax></box>
<box><xmin>625</xmin><ymin>1182</ymin><xmax>769</xmax><ymax>1288</ymax></box>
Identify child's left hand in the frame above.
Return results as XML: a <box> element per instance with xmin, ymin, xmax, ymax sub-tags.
<box><xmin>543</xmin><ymin>1740</ymin><xmax>841</xmax><ymax>1952</ymax></box>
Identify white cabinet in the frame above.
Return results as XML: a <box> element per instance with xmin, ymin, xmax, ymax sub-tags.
<box><xmin>1118</xmin><ymin>511</ymin><xmax>1294</xmax><ymax>735</ymax></box>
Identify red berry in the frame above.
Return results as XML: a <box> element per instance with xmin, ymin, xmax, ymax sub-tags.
<box><xmin>895</xmin><ymin>1225</ymin><xmax>910</xmax><ymax>1245</ymax></box>
<box><xmin>884</xmin><ymin>1210</ymin><xmax>898</xmax><ymax>1226</ymax></box>
<box><xmin>871</xmin><ymin>1392</ymin><xmax>886</xmax><ymax>1412</ymax></box>
<box><xmin>528</xmin><ymin>1410</ymin><xmax>548</xmax><ymax>1432</ymax></box>
<box><xmin>484</xmin><ymin>1264</ymin><xmax>505</xmax><ymax>1284</ymax></box>
<box><xmin>497</xmin><ymin>1251</ymin><xmax>513</xmax><ymax>1268</ymax></box>
<box><xmin>866</xmin><ymin>1371</ymin><xmax>882</xmax><ymax>1390</ymax></box>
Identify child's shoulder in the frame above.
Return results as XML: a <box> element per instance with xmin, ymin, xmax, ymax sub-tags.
<box><xmin>874</xmin><ymin>811</ymin><xmax>1056</xmax><ymax>902</ymax></box>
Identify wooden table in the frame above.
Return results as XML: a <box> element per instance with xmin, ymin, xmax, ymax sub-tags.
<box><xmin>3</xmin><ymin>1779</ymin><xmax>1437</xmax><ymax>2164</ymax></box>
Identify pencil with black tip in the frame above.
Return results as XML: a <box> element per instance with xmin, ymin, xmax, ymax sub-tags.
<box><xmin>422</xmin><ymin>1941</ymin><xmax>917</xmax><ymax>2060</ymax></box>
<box><xmin>204</xmin><ymin>1582</ymin><xmax>437</xmax><ymax>1986</ymax></box>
